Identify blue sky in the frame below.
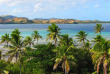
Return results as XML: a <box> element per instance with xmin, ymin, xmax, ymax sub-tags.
<box><xmin>0</xmin><ymin>0</ymin><xmax>110</xmax><ymax>21</ymax></box>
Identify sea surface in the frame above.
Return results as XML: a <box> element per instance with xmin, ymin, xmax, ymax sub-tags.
<box><xmin>0</xmin><ymin>24</ymin><xmax>110</xmax><ymax>43</ymax></box>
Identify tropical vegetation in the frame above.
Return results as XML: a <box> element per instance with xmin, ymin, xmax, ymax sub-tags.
<box><xmin>0</xmin><ymin>23</ymin><xmax>110</xmax><ymax>74</ymax></box>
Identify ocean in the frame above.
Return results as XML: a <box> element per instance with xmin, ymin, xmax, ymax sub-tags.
<box><xmin>0</xmin><ymin>24</ymin><xmax>110</xmax><ymax>43</ymax></box>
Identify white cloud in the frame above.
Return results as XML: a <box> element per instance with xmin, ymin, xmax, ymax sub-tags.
<box><xmin>34</xmin><ymin>3</ymin><xmax>42</xmax><ymax>12</ymax></box>
<box><xmin>8</xmin><ymin>1</ymin><xmax>22</xmax><ymax>7</ymax></box>
<box><xmin>0</xmin><ymin>0</ymin><xmax>10</xmax><ymax>5</ymax></box>
<box><xmin>0</xmin><ymin>0</ymin><xmax>102</xmax><ymax>15</ymax></box>
<box><xmin>32</xmin><ymin>0</ymin><xmax>94</xmax><ymax>12</ymax></box>
<box><xmin>94</xmin><ymin>4</ymin><xmax>100</xmax><ymax>8</ymax></box>
<box><xmin>10</xmin><ymin>9</ymin><xmax>24</xmax><ymax>15</ymax></box>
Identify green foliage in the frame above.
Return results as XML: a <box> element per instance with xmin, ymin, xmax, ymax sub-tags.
<box><xmin>59</xmin><ymin>34</ymin><xmax>74</xmax><ymax>48</ymax></box>
<box><xmin>76</xmin><ymin>30</ymin><xmax>88</xmax><ymax>46</ymax></box>
<box><xmin>22</xmin><ymin>43</ymin><xmax>55</xmax><ymax>74</ymax></box>
<box><xmin>0</xmin><ymin>50</ymin><xmax>1</xmax><ymax>60</ymax></box>
<box><xmin>24</xmin><ymin>36</ymin><xmax>34</xmax><ymax>47</ymax></box>
<box><xmin>94</xmin><ymin>24</ymin><xmax>105</xmax><ymax>34</ymax></box>
<box><xmin>32</xmin><ymin>30</ymin><xmax>42</xmax><ymax>44</ymax></box>
<box><xmin>0</xmin><ymin>60</ymin><xmax>8</xmax><ymax>74</ymax></box>
<box><xmin>1</xmin><ymin>24</ymin><xmax>109</xmax><ymax>74</ymax></box>
<box><xmin>0</xmin><ymin>33</ymin><xmax>10</xmax><ymax>47</ymax></box>
<box><xmin>53</xmin><ymin>44</ymin><xmax>76</xmax><ymax>74</ymax></box>
<box><xmin>68</xmin><ymin>47</ymin><xmax>94</xmax><ymax>74</ymax></box>
<box><xmin>47</xmin><ymin>23</ymin><xmax>61</xmax><ymax>46</ymax></box>
<box><xmin>91</xmin><ymin>36</ymin><xmax>110</xmax><ymax>74</ymax></box>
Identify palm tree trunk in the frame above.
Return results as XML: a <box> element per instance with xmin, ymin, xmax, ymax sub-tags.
<box><xmin>55</xmin><ymin>38</ymin><xmax>57</xmax><ymax>72</ymax></box>
<box><xmin>103</xmin><ymin>62</ymin><xmax>108</xmax><ymax>74</ymax></box>
<box><xmin>55</xmin><ymin>39</ymin><xmax>57</xmax><ymax>47</ymax></box>
<box><xmin>19</xmin><ymin>48</ymin><xmax>22</xmax><ymax>74</ymax></box>
<box><xmin>37</xmin><ymin>39</ymin><xmax>38</xmax><ymax>45</ymax></box>
<box><xmin>16</xmin><ymin>53</ymin><xmax>17</xmax><ymax>63</ymax></box>
<box><xmin>0</xmin><ymin>70</ymin><xmax>1</xmax><ymax>74</ymax></box>
<box><xmin>20</xmin><ymin>63</ymin><xmax>21</xmax><ymax>74</ymax></box>
<box><xmin>55</xmin><ymin>38</ymin><xmax>57</xmax><ymax>57</ymax></box>
<box><xmin>83</xmin><ymin>40</ymin><xmax>85</xmax><ymax>46</ymax></box>
<box><xmin>7</xmin><ymin>42</ymin><xmax>8</xmax><ymax>47</ymax></box>
<box><xmin>65</xmin><ymin>65</ymin><xmax>67</xmax><ymax>74</ymax></box>
<box><xmin>0</xmin><ymin>50</ymin><xmax>1</xmax><ymax>60</ymax></box>
<box><xmin>30</xmin><ymin>43</ymin><xmax>31</xmax><ymax>47</ymax></box>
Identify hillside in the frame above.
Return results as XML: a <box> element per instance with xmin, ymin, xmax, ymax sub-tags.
<box><xmin>0</xmin><ymin>15</ymin><xmax>110</xmax><ymax>24</ymax></box>
<box><xmin>0</xmin><ymin>15</ymin><xmax>16</xmax><ymax>19</ymax></box>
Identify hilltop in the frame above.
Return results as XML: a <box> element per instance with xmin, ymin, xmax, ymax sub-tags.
<box><xmin>0</xmin><ymin>15</ymin><xmax>110</xmax><ymax>24</ymax></box>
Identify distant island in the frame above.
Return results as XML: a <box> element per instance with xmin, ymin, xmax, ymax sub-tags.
<box><xmin>0</xmin><ymin>15</ymin><xmax>110</xmax><ymax>24</ymax></box>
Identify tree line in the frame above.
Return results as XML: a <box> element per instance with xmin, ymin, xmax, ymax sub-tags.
<box><xmin>0</xmin><ymin>23</ymin><xmax>109</xmax><ymax>74</ymax></box>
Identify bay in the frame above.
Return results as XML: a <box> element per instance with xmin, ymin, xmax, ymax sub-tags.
<box><xmin>0</xmin><ymin>24</ymin><xmax>110</xmax><ymax>43</ymax></box>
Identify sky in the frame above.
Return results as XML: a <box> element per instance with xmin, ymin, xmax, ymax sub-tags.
<box><xmin>0</xmin><ymin>0</ymin><xmax>110</xmax><ymax>21</ymax></box>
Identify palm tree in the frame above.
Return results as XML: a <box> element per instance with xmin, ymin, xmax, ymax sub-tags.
<box><xmin>32</xmin><ymin>30</ymin><xmax>42</xmax><ymax>45</ymax></box>
<box><xmin>0</xmin><ymin>50</ymin><xmax>1</xmax><ymax>60</ymax></box>
<box><xmin>84</xmin><ymin>42</ymin><xmax>91</xmax><ymax>50</ymax></box>
<box><xmin>76</xmin><ymin>31</ymin><xmax>88</xmax><ymax>46</ymax></box>
<box><xmin>91</xmin><ymin>38</ymin><xmax>110</xmax><ymax>74</ymax></box>
<box><xmin>47</xmin><ymin>23</ymin><xmax>61</xmax><ymax>47</ymax></box>
<box><xmin>94</xmin><ymin>24</ymin><xmax>105</xmax><ymax>35</ymax></box>
<box><xmin>53</xmin><ymin>45</ymin><xmax>75</xmax><ymax>74</ymax></box>
<box><xmin>24</xmin><ymin>36</ymin><xmax>34</xmax><ymax>47</ymax></box>
<box><xmin>0</xmin><ymin>33</ymin><xmax>10</xmax><ymax>47</ymax></box>
<box><xmin>59</xmin><ymin>34</ymin><xmax>73</xmax><ymax>48</ymax></box>
<box><xmin>93</xmin><ymin>35</ymin><xmax>103</xmax><ymax>43</ymax></box>
<box><xmin>6</xmin><ymin>29</ymin><xmax>25</xmax><ymax>74</ymax></box>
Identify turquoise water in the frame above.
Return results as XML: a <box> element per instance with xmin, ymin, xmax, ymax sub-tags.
<box><xmin>0</xmin><ymin>24</ymin><xmax>110</xmax><ymax>42</ymax></box>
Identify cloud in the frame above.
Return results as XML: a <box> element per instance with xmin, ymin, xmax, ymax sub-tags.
<box><xmin>32</xmin><ymin>0</ymin><xmax>94</xmax><ymax>12</ymax></box>
<box><xmin>94</xmin><ymin>4</ymin><xmax>100</xmax><ymax>8</ymax></box>
<box><xmin>0</xmin><ymin>0</ymin><xmax>105</xmax><ymax>17</ymax></box>
<box><xmin>1</xmin><ymin>0</ymin><xmax>94</xmax><ymax>9</ymax></box>
<box><xmin>10</xmin><ymin>9</ymin><xmax>24</xmax><ymax>15</ymax></box>
<box><xmin>8</xmin><ymin>1</ymin><xmax>22</xmax><ymax>7</ymax></box>
<box><xmin>0</xmin><ymin>0</ymin><xmax>10</xmax><ymax>5</ymax></box>
<box><xmin>34</xmin><ymin>3</ymin><xmax>42</xmax><ymax>12</ymax></box>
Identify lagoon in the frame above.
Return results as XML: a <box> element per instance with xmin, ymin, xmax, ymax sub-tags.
<box><xmin>0</xmin><ymin>24</ymin><xmax>110</xmax><ymax>43</ymax></box>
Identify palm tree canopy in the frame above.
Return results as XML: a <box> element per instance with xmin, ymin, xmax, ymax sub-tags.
<box><xmin>92</xmin><ymin>35</ymin><xmax>105</xmax><ymax>43</ymax></box>
<box><xmin>47</xmin><ymin>23</ymin><xmax>61</xmax><ymax>42</ymax></box>
<box><xmin>11</xmin><ymin>29</ymin><xmax>22</xmax><ymax>46</ymax></box>
<box><xmin>59</xmin><ymin>34</ymin><xmax>73</xmax><ymax>47</ymax></box>
<box><xmin>6</xmin><ymin>29</ymin><xmax>25</xmax><ymax>62</ymax></box>
<box><xmin>0</xmin><ymin>33</ymin><xmax>10</xmax><ymax>44</ymax></box>
<box><xmin>94</xmin><ymin>24</ymin><xmax>105</xmax><ymax>34</ymax></box>
<box><xmin>53</xmin><ymin>45</ymin><xmax>76</xmax><ymax>74</ymax></box>
<box><xmin>24</xmin><ymin>36</ymin><xmax>34</xmax><ymax>46</ymax></box>
<box><xmin>32</xmin><ymin>30</ymin><xmax>42</xmax><ymax>40</ymax></box>
<box><xmin>84</xmin><ymin>42</ymin><xmax>91</xmax><ymax>49</ymax></box>
<box><xmin>91</xmin><ymin>38</ymin><xmax>110</xmax><ymax>74</ymax></box>
<box><xmin>76</xmin><ymin>31</ymin><xmax>88</xmax><ymax>44</ymax></box>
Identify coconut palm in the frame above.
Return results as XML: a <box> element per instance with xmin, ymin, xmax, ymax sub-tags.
<box><xmin>53</xmin><ymin>45</ymin><xmax>75</xmax><ymax>74</ymax></box>
<box><xmin>84</xmin><ymin>42</ymin><xmax>91</xmax><ymax>50</ymax></box>
<box><xmin>0</xmin><ymin>50</ymin><xmax>1</xmax><ymax>60</ymax></box>
<box><xmin>24</xmin><ymin>36</ymin><xmax>34</xmax><ymax>47</ymax></box>
<box><xmin>32</xmin><ymin>30</ymin><xmax>42</xmax><ymax>45</ymax></box>
<box><xmin>59</xmin><ymin>34</ymin><xmax>73</xmax><ymax>48</ymax></box>
<box><xmin>47</xmin><ymin>23</ymin><xmax>61</xmax><ymax>47</ymax></box>
<box><xmin>91</xmin><ymin>38</ymin><xmax>110</xmax><ymax>74</ymax></box>
<box><xmin>76</xmin><ymin>31</ymin><xmax>88</xmax><ymax>46</ymax></box>
<box><xmin>0</xmin><ymin>33</ymin><xmax>10</xmax><ymax>47</ymax></box>
<box><xmin>94</xmin><ymin>24</ymin><xmax>105</xmax><ymax>35</ymax></box>
<box><xmin>93</xmin><ymin>35</ymin><xmax>103</xmax><ymax>43</ymax></box>
<box><xmin>6</xmin><ymin>29</ymin><xmax>25</xmax><ymax>74</ymax></box>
